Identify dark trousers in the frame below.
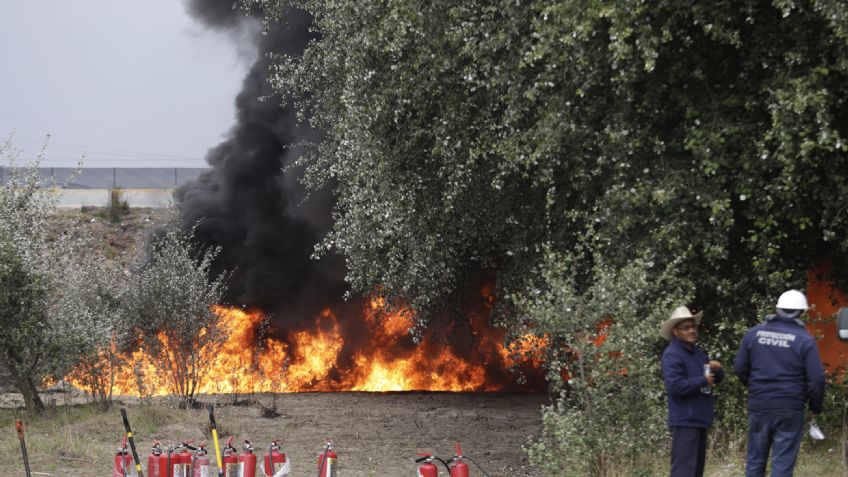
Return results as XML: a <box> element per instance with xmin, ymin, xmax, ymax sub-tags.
<box><xmin>745</xmin><ymin>409</ymin><xmax>805</xmax><ymax>477</ymax></box>
<box><xmin>670</xmin><ymin>427</ymin><xmax>707</xmax><ymax>477</ymax></box>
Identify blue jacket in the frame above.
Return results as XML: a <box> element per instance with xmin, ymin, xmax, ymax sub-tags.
<box><xmin>661</xmin><ymin>338</ymin><xmax>724</xmax><ymax>428</ymax></box>
<box><xmin>734</xmin><ymin>314</ymin><xmax>825</xmax><ymax>413</ymax></box>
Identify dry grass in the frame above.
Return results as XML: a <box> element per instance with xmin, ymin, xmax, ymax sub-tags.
<box><xmin>1</xmin><ymin>393</ymin><xmax>844</xmax><ymax>476</ymax></box>
<box><xmin>0</xmin><ymin>392</ymin><xmax>547</xmax><ymax>477</ymax></box>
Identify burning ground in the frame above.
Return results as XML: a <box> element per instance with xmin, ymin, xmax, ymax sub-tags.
<box><xmin>0</xmin><ymin>207</ymin><xmax>550</xmax><ymax>476</ymax></box>
<box><xmin>65</xmin><ymin>303</ymin><xmax>547</xmax><ymax>396</ymax></box>
<box><xmin>14</xmin><ymin>207</ymin><xmax>546</xmax><ymax>397</ymax></box>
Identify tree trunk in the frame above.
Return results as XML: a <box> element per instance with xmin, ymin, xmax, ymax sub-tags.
<box><xmin>4</xmin><ymin>360</ymin><xmax>45</xmax><ymax>413</ymax></box>
<box><xmin>18</xmin><ymin>375</ymin><xmax>44</xmax><ymax>413</ymax></box>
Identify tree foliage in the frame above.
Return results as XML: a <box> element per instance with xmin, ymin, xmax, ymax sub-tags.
<box><xmin>250</xmin><ymin>0</ymin><xmax>848</xmax><ymax>472</ymax></box>
<box><xmin>253</xmin><ymin>0</ymin><xmax>848</xmax><ymax>319</ymax></box>
<box><xmin>59</xmin><ymin>256</ymin><xmax>130</xmax><ymax>409</ymax></box>
<box><xmin>0</xmin><ymin>139</ymin><xmax>105</xmax><ymax>413</ymax></box>
<box><xmin>124</xmin><ymin>214</ymin><xmax>229</xmax><ymax>405</ymax></box>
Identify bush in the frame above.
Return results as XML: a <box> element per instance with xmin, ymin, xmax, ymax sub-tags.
<box><xmin>519</xmin><ymin>252</ymin><xmax>693</xmax><ymax>475</ymax></box>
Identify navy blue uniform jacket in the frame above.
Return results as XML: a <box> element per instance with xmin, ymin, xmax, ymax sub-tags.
<box><xmin>733</xmin><ymin>315</ymin><xmax>825</xmax><ymax>413</ymax></box>
<box><xmin>662</xmin><ymin>338</ymin><xmax>724</xmax><ymax>428</ymax></box>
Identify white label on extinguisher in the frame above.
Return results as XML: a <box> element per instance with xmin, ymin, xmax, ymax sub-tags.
<box><xmin>238</xmin><ymin>462</ymin><xmax>245</xmax><ymax>476</ymax></box>
<box><xmin>174</xmin><ymin>464</ymin><xmax>186</xmax><ymax>477</ymax></box>
<box><xmin>273</xmin><ymin>460</ymin><xmax>292</xmax><ymax>477</ymax></box>
<box><xmin>225</xmin><ymin>463</ymin><xmax>239</xmax><ymax>476</ymax></box>
<box><xmin>198</xmin><ymin>466</ymin><xmax>210</xmax><ymax>477</ymax></box>
<box><xmin>325</xmin><ymin>458</ymin><xmax>335</xmax><ymax>477</ymax></box>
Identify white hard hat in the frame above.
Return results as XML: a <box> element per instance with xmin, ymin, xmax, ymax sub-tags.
<box><xmin>776</xmin><ymin>289</ymin><xmax>808</xmax><ymax>310</ymax></box>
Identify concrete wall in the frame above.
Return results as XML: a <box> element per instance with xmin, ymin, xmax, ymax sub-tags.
<box><xmin>53</xmin><ymin>189</ymin><xmax>111</xmax><ymax>208</ymax></box>
<box><xmin>120</xmin><ymin>189</ymin><xmax>174</xmax><ymax>208</ymax></box>
<box><xmin>54</xmin><ymin>188</ymin><xmax>173</xmax><ymax>209</ymax></box>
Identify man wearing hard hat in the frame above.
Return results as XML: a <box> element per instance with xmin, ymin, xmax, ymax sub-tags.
<box><xmin>734</xmin><ymin>289</ymin><xmax>826</xmax><ymax>477</ymax></box>
<box><xmin>661</xmin><ymin>306</ymin><xmax>724</xmax><ymax>477</ymax></box>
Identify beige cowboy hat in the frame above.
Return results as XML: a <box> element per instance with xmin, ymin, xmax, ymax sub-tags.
<box><xmin>660</xmin><ymin>306</ymin><xmax>703</xmax><ymax>341</ymax></box>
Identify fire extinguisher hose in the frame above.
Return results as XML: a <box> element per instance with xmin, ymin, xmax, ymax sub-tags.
<box><xmin>317</xmin><ymin>443</ymin><xmax>330</xmax><ymax>477</ymax></box>
<box><xmin>120</xmin><ymin>408</ymin><xmax>146</xmax><ymax>477</ymax></box>
<box><xmin>208</xmin><ymin>405</ymin><xmax>224</xmax><ymax>477</ymax></box>
<box><xmin>15</xmin><ymin>419</ymin><xmax>32</xmax><ymax>477</ymax></box>
<box><xmin>415</xmin><ymin>455</ymin><xmax>451</xmax><ymax>474</ymax></box>
<box><xmin>463</xmin><ymin>455</ymin><xmax>492</xmax><ymax>477</ymax></box>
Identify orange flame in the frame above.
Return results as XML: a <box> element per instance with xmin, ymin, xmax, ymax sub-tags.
<box><xmin>67</xmin><ymin>299</ymin><xmax>545</xmax><ymax>396</ymax></box>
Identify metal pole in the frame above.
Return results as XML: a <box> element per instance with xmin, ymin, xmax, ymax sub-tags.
<box><xmin>120</xmin><ymin>408</ymin><xmax>145</xmax><ymax>477</ymax></box>
<box><xmin>15</xmin><ymin>419</ymin><xmax>32</xmax><ymax>477</ymax></box>
<box><xmin>208</xmin><ymin>405</ymin><xmax>224</xmax><ymax>477</ymax></box>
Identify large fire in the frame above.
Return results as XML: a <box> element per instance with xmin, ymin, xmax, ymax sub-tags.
<box><xmin>66</xmin><ymin>299</ymin><xmax>545</xmax><ymax>396</ymax></box>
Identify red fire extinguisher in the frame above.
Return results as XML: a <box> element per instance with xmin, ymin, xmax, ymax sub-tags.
<box><xmin>147</xmin><ymin>440</ymin><xmax>163</xmax><ymax>477</ymax></box>
<box><xmin>317</xmin><ymin>441</ymin><xmax>337</xmax><ymax>477</ymax></box>
<box><xmin>448</xmin><ymin>442</ymin><xmax>470</xmax><ymax>477</ymax></box>
<box><xmin>175</xmin><ymin>442</ymin><xmax>193</xmax><ymax>477</ymax></box>
<box><xmin>191</xmin><ymin>443</ymin><xmax>211</xmax><ymax>477</ymax></box>
<box><xmin>414</xmin><ymin>452</ymin><xmax>440</xmax><ymax>477</ymax></box>
<box><xmin>239</xmin><ymin>440</ymin><xmax>258</xmax><ymax>477</ymax></box>
<box><xmin>113</xmin><ymin>435</ymin><xmax>136</xmax><ymax>477</ymax></box>
<box><xmin>157</xmin><ymin>445</ymin><xmax>171</xmax><ymax>477</ymax></box>
<box><xmin>158</xmin><ymin>443</ymin><xmax>189</xmax><ymax>477</ymax></box>
<box><xmin>263</xmin><ymin>440</ymin><xmax>290</xmax><ymax>476</ymax></box>
<box><xmin>221</xmin><ymin>437</ymin><xmax>239</xmax><ymax>477</ymax></box>
<box><xmin>415</xmin><ymin>443</ymin><xmax>491</xmax><ymax>477</ymax></box>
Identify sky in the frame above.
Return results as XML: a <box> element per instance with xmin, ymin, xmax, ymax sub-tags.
<box><xmin>0</xmin><ymin>1</ymin><xmax>250</xmax><ymax>168</ymax></box>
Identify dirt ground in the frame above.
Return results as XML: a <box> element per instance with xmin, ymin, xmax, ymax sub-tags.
<box><xmin>0</xmin><ymin>391</ymin><xmax>548</xmax><ymax>476</ymax></box>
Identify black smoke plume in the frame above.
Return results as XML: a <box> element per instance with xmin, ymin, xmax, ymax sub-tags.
<box><xmin>176</xmin><ymin>1</ymin><xmax>349</xmax><ymax>325</ymax></box>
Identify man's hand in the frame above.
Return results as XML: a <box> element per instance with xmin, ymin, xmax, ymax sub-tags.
<box><xmin>706</xmin><ymin>374</ymin><xmax>716</xmax><ymax>387</ymax></box>
<box><xmin>708</xmin><ymin>360</ymin><xmax>722</xmax><ymax>371</ymax></box>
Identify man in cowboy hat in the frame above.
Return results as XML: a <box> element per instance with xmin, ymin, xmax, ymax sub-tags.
<box><xmin>661</xmin><ymin>305</ymin><xmax>724</xmax><ymax>477</ymax></box>
<box><xmin>734</xmin><ymin>289</ymin><xmax>825</xmax><ymax>477</ymax></box>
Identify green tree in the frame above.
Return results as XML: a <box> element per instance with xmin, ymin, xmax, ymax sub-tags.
<box><xmin>0</xmin><ymin>138</ymin><xmax>101</xmax><ymax>413</ymax></box>
<box><xmin>251</xmin><ymin>0</ymin><xmax>848</xmax><ymax>320</ymax></box>
<box><xmin>250</xmin><ymin>0</ymin><xmax>848</xmax><ymax>472</ymax></box>
<box><xmin>59</xmin><ymin>256</ymin><xmax>130</xmax><ymax>410</ymax></box>
<box><xmin>124</xmin><ymin>214</ymin><xmax>229</xmax><ymax>406</ymax></box>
